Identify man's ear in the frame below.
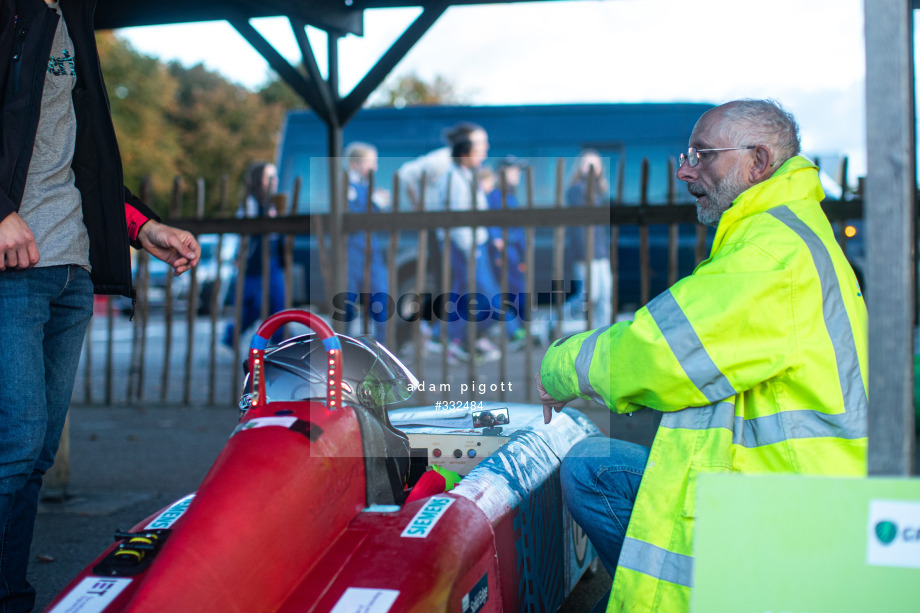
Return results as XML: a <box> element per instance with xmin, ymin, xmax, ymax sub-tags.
<box><xmin>749</xmin><ymin>146</ymin><xmax>774</xmax><ymax>182</ymax></box>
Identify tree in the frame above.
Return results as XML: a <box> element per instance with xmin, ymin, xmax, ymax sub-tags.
<box><xmin>166</xmin><ymin>62</ymin><xmax>292</xmax><ymax>216</ymax></box>
<box><xmin>97</xmin><ymin>33</ymin><xmax>302</xmax><ymax>218</ymax></box>
<box><xmin>96</xmin><ymin>32</ymin><xmax>182</xmax><ymax>211</ymax></box>
<box><xmin>259</xmin><ymin>76</ymin><xmax>308</xmax><ymax>111</ymax></box>
<box><xmin>371</xmin><ymin>71</ymin><xmax>467</xmax><ymax>108</ymax></box>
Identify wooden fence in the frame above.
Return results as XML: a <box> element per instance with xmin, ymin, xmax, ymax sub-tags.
<box><xmin>73</xmin><ymin>157</ymin><xmax>866</xmax><ymax>408</ymax></box>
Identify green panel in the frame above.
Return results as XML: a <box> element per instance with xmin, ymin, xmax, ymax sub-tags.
<box><xmin>693</xmin><ymin>475</ymin><xmax>920</xmax><ymax>613</ymax></box>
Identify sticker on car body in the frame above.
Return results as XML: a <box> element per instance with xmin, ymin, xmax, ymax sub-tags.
<box><xmin>50</xmin><ymin>577</ymin><xmax>132</xmax><ymax>613</ymax></box>
<box><xmin>330</xmin><ymin>587</ymin><xmax>399</xmax><ymax>613</ymax></box>
<box><xmin>400</xmin><ymin>495</ymin><xmax>455</xmax><ymax>538</ymax></box>
<box><xmin>145</xmin><ymin>493</ymin><xmax>195</xmax><ymax>530</ymax></box>
<box><xmin>232</xmin><ymin>416</ymin><xmax>298</xmax><ymax>436</ymax></box>
<box><xmin>461</xmin><ymin>573</ymin><xmax>489</xmax><ymax>613</ymax></box>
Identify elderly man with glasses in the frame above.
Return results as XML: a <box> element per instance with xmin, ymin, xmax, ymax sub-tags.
<box><xmin>536</xmin><ymin>99</ymin><xmax>867</xmax><ymax>613</ymax></box>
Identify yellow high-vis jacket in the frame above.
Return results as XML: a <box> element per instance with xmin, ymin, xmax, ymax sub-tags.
<box><xmin>540</xmin><ymin>156</ymin><xmax>868</xmax><ymax>612</ymax></box>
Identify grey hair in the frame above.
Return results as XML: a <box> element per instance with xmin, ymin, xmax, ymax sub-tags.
<box><xmin>715</xmin><ymin>99</ymin><xmax>801</xmax><ymax>166</ymax></box>
<box><xmin>344</xmin><ymin>141</ymin><xmax>377</xmax><ymax>165</ymax></box>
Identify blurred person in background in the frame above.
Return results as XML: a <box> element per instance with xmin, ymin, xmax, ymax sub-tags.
<box><xmin>436</xmin><ymin>122</ymin><xmax>515</xmax><ymax>363</ymax></box>
<box><xmin>397</xmin><ymin>142</ymin><xmax>451</xmax><ymax>212</ymax></box>
<box><xmin>485</xmin><ymin>156</ymin><xmax>528</xmax><ymax>344</ymax></box>
<box><xmin>344</xmin><ymin>142</ymin><xmax>390</xmax><ymax>342</ymax></box>
<box><xmin>223</xmin><ymin>162</ymin><xmax>285</xmax><ymax>347</ymax></box>
<box><xmin>564</xmin><ymin>149</ymin><xmax>612</xmax><ymax>329</ymax></box>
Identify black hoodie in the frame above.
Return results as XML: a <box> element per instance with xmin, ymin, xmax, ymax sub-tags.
<box><xmin>0</xmin><ymin>0</ymin><xmax>159</xmax><ymax>296</ymax></box>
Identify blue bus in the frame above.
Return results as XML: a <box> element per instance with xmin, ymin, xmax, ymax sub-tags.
<box><xmin>277</xmin><ymin>102</ymin><xmax>712</xmax><ymax>209</ymax></box>
<box><xmin>274</xmin><ymin>103</ymin><xmax>714</xmax><ymax>334</ymax></box>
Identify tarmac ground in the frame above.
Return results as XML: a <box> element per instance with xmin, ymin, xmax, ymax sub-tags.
<box><xmin>32</xmin><ymin>405</ymin><xmax>238</xmax><ymax>612</ymax></box>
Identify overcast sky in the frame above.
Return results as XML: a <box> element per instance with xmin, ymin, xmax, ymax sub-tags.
<box><xmin>120</xmin><ymin>0</ymin><xmax>871</xmax><ymax>177</ymax></box>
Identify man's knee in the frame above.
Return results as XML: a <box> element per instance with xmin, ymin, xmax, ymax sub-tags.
<box><xmin>561</xmin><ymin>438</ymin><xmax>609</xmax><ymax>495</ymax></box>
<box><xmin>561</xmin><ymin>437</ymin><xmax>649</xmax><ymax>497</ymax></box>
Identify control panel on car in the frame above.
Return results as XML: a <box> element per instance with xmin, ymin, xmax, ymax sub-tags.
<box><xmin>390</xmin><ymin>404</ymin><xmax>514</xmax><ymax>475</ymax></box>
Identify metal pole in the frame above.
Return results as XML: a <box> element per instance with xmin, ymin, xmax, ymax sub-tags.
<box><xmin>865</xmin><ymin>0</ymin><xmax>917</xmax><ymax>475</ymax></box>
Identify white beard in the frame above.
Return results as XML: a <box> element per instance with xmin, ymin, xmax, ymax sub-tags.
<box><xmin>694</xmin><ymin>165</ymin><xmax>749</xmax><ymax>227</ymax></box>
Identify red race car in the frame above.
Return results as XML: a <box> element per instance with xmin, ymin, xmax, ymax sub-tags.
<box><xmin>47</xmin><ymin>310</ymin><xmax>602</xmax><ymax>613</ymax></box>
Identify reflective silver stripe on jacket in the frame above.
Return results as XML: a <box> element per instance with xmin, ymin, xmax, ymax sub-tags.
<box><xmin>661</xmin><ymin>401</ymin><xmax>735</xmax><ymax>432</ymax></box>
<box><xmin>662</xmin><ymin>399</ymin><xmax>867</xmax><ymax>446</ymax></box>
<box><xmin>656</xmin><ymin>205</ymin><xmax>866</xmax><ymax>442</ymax></box>
<box><xmin>574</xmin><ymin>324</ymin><xmax>613</xmax><ymax>404</ymax></box>
<box><xmin>768</xmin><ymin>205</ymin><xmax>868</xmax><ymax>417</ymax></box>
<box><xmin>646</xmin><ymin>291</ymin><xmax>737</xmax><ymax>403</ymax></box>
<box><xmin>618</xmin><ymin>536</ymin><xmax>693</xmax><ymax>588</ymax></box>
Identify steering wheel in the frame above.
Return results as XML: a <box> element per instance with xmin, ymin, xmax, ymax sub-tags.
<box><xmin>247</xmin><ymin>310</ymin><xmax>342</xmax><ymax>411</ymax></box>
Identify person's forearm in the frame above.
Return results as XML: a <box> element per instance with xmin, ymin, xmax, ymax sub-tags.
<box><xmin>124</xmin><ymin>203</ymin><xmax>149</xmax><ymax>242</ymax></box>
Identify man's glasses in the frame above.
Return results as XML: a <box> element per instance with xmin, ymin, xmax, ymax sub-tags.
<box><xmin>679</xmin><ymin>146</ymin><xmax>756</xmax><ymax>168</ymax></box>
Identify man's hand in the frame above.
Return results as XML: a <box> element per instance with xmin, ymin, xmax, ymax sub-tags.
<box><xmin>137</xmin><ymin>220</ymin><xmax>201</xmax><ymax>276</ymax></box>
<box><xmin>536</xmin><ymin>373</ymin><xmax>571</xmax><ymax>424</ymax></box>
<box><xmin>0</xmin><ymin>213</ymin><xmax>40</xmax><ymax>271</ymax></box>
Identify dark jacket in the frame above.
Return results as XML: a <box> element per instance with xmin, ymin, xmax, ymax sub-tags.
<box><xmin>241</xmin><ymin>195</ymin><xmax>285</xmax><ymax>278</ymax></box>
<box><xmin>0</xmin><ymin>0</ymin><xmax>158</xmax><ymax>296</ymax></box>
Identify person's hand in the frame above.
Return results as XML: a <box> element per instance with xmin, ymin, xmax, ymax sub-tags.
<box><xmin>536</xmin><ymin>373</ymin><xmax>570</xmax><ymax>424</ymax></box>
<box><xmin>0</xmin><ymin>212</ymin><xmax>39</xmax><ymax>270</ymax></box>
<box><xmin>493</xmin><ymin>237</ymin><xmax>505</xmax><ymax>251</ymax></box>
<box><xmin>372</xmin><ymin>188</ymin><xmax>391</xmax><ymax>211</ymax></box>
<box><xmin>137</xmin><ymin>220</ymin><xmax>201</xmax><ymax>276</ymax></box>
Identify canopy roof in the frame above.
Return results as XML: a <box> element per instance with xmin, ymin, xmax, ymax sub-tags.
<box><xmin>93</xmin><ymin>0</ymin><xmax>549</xmax><ymax>34</ymax></box>
<box><xmin>95</xmin><ymin>0</ymin><xmax>555</xmax><ymax>128</ymax></box>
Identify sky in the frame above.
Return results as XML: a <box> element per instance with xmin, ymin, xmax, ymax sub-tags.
<box><xmin>119</xmin><ymin>0</ymin><xmax>870</xmax><ymax>178</ymax></box>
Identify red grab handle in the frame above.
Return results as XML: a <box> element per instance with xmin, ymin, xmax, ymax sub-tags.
<box><xmin>248</xmin><ymin>310</ymin><xmax>342</xmax><ymax>410</ymax></box>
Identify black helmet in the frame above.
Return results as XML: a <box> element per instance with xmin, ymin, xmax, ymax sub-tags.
<box><xmin>240</xmin><ymin>333</ymin><xmax>418</xmax><ymax>412</ymax></box>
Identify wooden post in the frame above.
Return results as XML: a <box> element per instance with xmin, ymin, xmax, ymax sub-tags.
<box><xmin>666</xmin><ymin>158</ymin><xmax>679</xmax><ymax>287</ymax></box>
<box><xmin>584</xmin><ymin>164</ymin><xmax>596</xmax><ymax>328</ymax></box>
<box><xmin>639</xmin><ymin>159</ymin><xmax>651</xmax><ymax>306</ymax></box>
<box><xmin>552</xmin><ymin>158</ymin><xmax>565</xmax><ymax>340</ymax></box>
<box><xmin>386</xmin><ymin>173</ymin><xmax>399</xmax><ymax>349</ymax></box>
<box><xmin>413</xmin><ymin>171</ymin><xmax>428</xmax><ymax>404</ymax></box>
<box><xmin>161</xmin><ymin>176</ymin><xmax>183</xmax><ymax>403</ymax></box>
<box><xmin>183</xmin><ymin>179</ymin><xmax>204</xmax><ymax>405</ymax></box>
<box><xmin>207</xmin><ymin>174</ymin><xmax>229</xmax><ymax>406</ymax></box>
<box><xmin>611</xmin><ymin>157</ymin><xmax>624</xmax><ymax>318</ymax></box>
<box><xmin>498</xmin><ymin>168</ymin><xmax>509</xmax><ymax>401</ymax></box>
<box><xmin>128</xmin><ymin>177</ymin><xmax>153</xmax><ymax>402</ymax></box>
<box><xmin>524</xmin><ymin>165</ymin><xmax>535</xmax><ymax>403</ymax></box>
<box><xmin>440</xmin><ymin>174</ymin><xmax>452</xmax><ymax>391</ymax></box>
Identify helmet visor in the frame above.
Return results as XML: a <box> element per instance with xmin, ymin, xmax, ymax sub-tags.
<box><xmin>353</xmin><ymin>336</ymin><xmax>419</xmax><ymax>408</ymax></box>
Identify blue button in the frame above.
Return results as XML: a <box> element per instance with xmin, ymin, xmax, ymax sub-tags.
<box><xmin>467</xmin><ymin>449</ymin><xmax>477</xmax><ymax>458</ymax></box>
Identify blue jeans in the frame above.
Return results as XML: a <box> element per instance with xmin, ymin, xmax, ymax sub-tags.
<box><xmin>561</xmin><ymin>437</ymin><xmax>650</xmax><ymax>576</ymax></box>
<box><xmin>0</xmin><ymin>265</ymin><xmax>93</xmax><ymax>612</ymax></box>
<box><xmin>446</xmin><ymin>242</ymin><xmax>520</xmax><ymax>344</ymax></box>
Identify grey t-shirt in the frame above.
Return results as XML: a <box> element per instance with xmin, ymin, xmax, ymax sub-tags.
<box><xmin>19</xmin><ymin>2</ymin><xmax>90</xmax><ymax>270</ymax></box>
